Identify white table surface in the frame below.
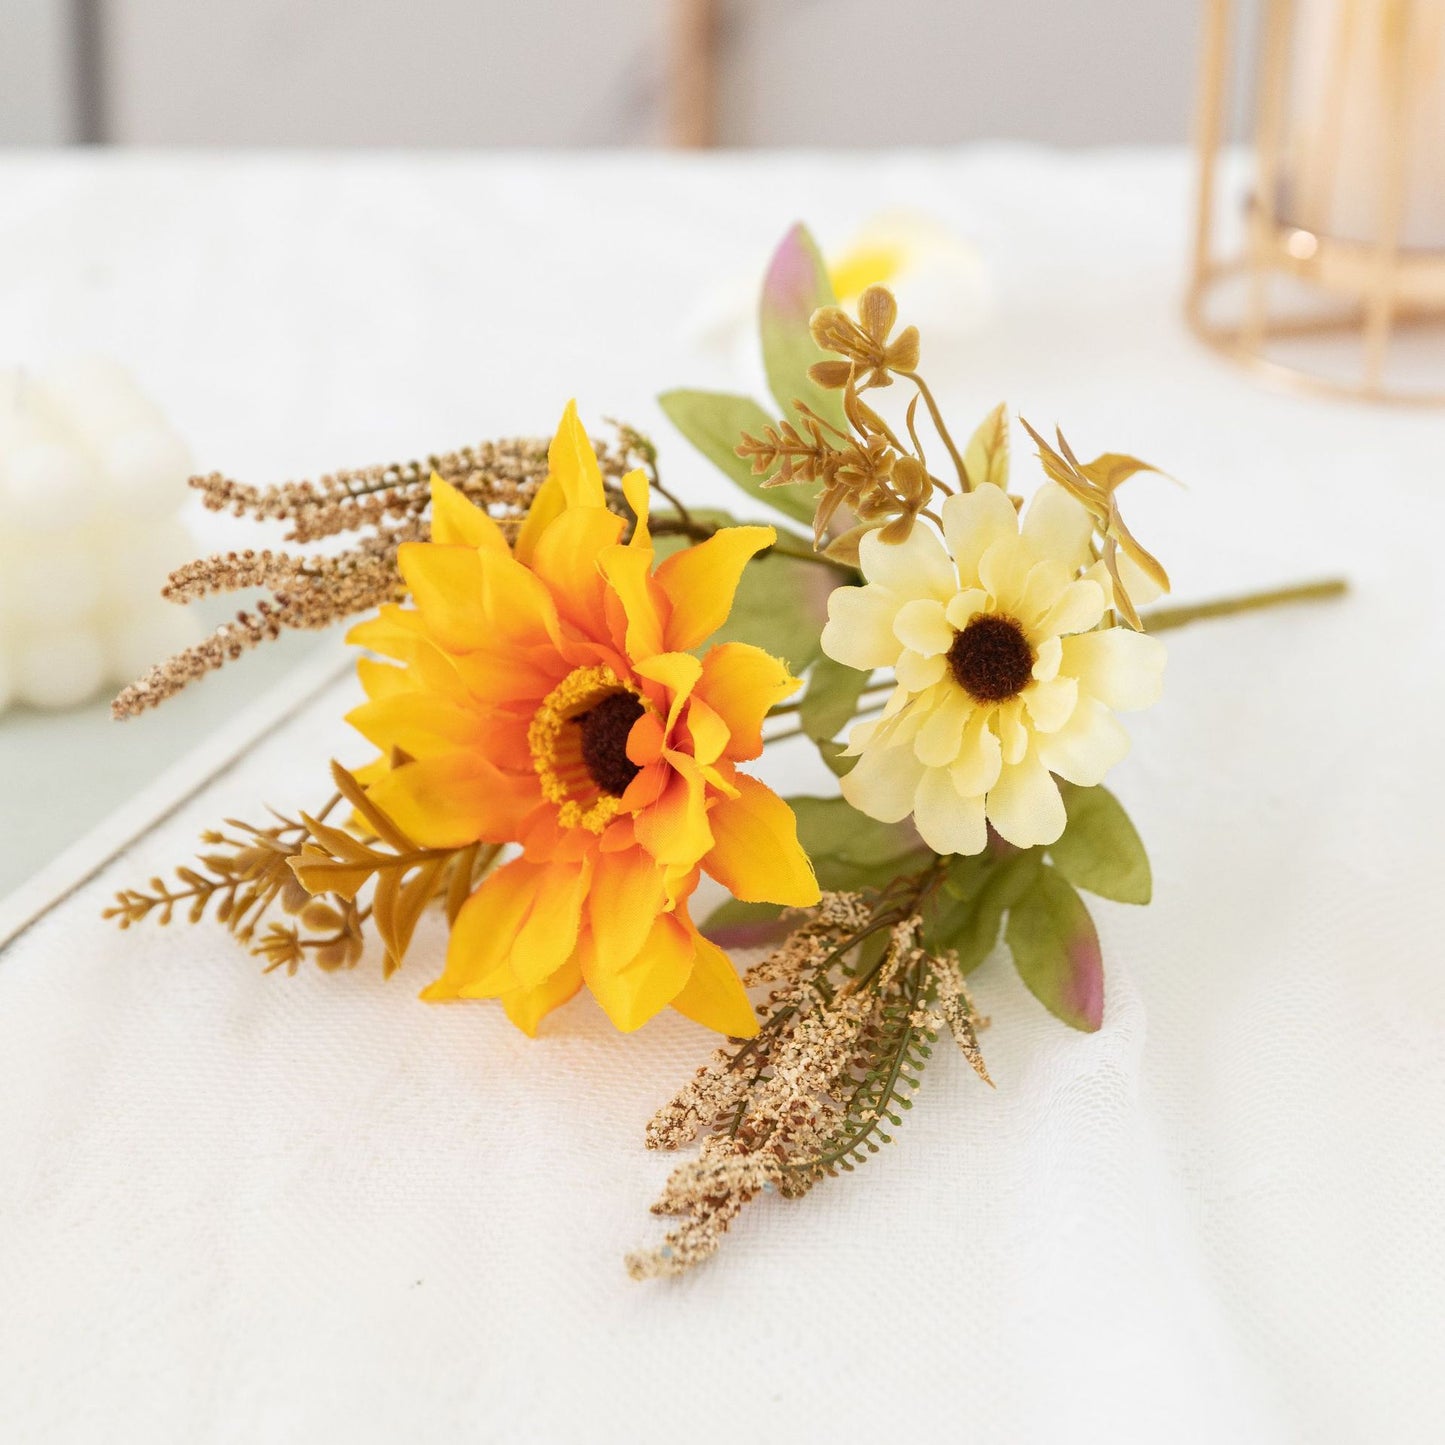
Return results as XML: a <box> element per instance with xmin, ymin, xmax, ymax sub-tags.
<box><xmin>1</xmin><ymin>146</ymin><xmax>1442</xmax><ymax>1445</ymax></box>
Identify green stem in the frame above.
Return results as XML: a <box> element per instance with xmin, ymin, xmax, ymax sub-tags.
<box><xmin>1141</xmin><ymin>578</ymin><xmax>1347</xmax><ymax>633</ymax></box>
<box><xmin>764</xmin><ymin>534</ymin><xmax>856</xmax><ymax>573</ymax></box>
<box><xmin>767</xmin><ymin>679</ymin><xmax>894</xmax><ymax>718</ymax></box>
<box><xmin>766</xmin><ymin>699</ymin><xmax>886</xmax><ymax>744</ymax></box>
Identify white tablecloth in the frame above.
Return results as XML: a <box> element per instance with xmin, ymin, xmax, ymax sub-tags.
<box><xmin>2</xmin><ymin>147</ymin><xmax>1442</xmax><ymax>1444</ymax></box>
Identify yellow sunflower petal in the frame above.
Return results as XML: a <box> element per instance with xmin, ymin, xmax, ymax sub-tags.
<box><xmin>346</xmin><ymin>692</ymin><xmax>487</xmax><ymax>759</ymax></box>
<box><xmin>367</xmin><ymin>753</ymin><xmax>535</xmax><ymax>848</ymax></box>
<box><xmin>421</xmin><ymin>858</ymin><xmax>542</xmax><ymax>1000</ymax></box>
<box><xmin>682</xmin><ymin>696</ymin><xmax>730</xmax><ymax>767</ymax></box>
<box><xmin>599</xmin><ymin>543</ymin><xmax>668</xmax><ymax>659</ymax></box>
<box><xmin>654</xmin><ymin>524</ymin><xmax>775</xmax><ymax>652</ymax></box>
<box><xmin>703</xmin><ymin>774</ymin><xmax>819</xmax><ymax>906</ymax></box>
<box><xmin>621</xmin><ymin>466</ymin><xmax>651</xmax><ymax>549</ymax></box>
<box><xmin>514</xmin><ymin>400</ymin><xmax>606</xmax><ymax>563</ymax></box>
<box><xmin>580</xmin><ymin>911</ymin><xmax>694</xmax><ymax>1032</ymax></box>
<box><xmin>529</xmin><ymin>504</ymin><xmax>625</xmax><ymax>629</ymax></box>
<box><xmin>500</xmin><ymin>958</ymin><xmax>584</xmax><ymax>1037</ymax></box>
<box><xmin>632</xmin><ymin>752</ymin><xmax>713</xmax><ymax>867</ymax></box>
<box><xmin>508</xmin><ymin>858</ymin><xmax>592</xmax><ymax>988</ymax></box>
<box><xmin>695</xmin><ymin>642</ymin><xmax>799</xmax><ymax>761</ymax></box>
<box><xmin>585</xmin><ymin>848</ymin><xmax>670</xmax><ymax>978</ymax></box>
<box><xmin>429</xmin><ymin>472</ymin><xmax>508</xmax><ymax>553</ymax></box>
<box><xmin>346</xmin><ymin>603</ymin><xmax>427</xmax><ymax>662</ymax></box>
<box><xmin>670</xmin><ymin>925</ymin><xmax>759</xmax><ymax>1037</ymax></box>
<box><xmin>634</xmin><ymin>650</ymin><xmax>702</xmax><ymax>733</ymax></box>
<box><xmin>356</xmin><ymin>656</ymin><xmax>413</xmax><ymax>702</ymax></box>
<box><xmin>397</xmin><ymin>543</ymin><xmax>490</xmax><ymax>652</ymax></box>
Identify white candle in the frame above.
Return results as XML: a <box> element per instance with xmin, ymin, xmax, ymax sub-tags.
<box><xmin>0</xmin><ymin>361</ymin><xmax>201</xmax><ymax>712</ymax></box>
<box><xmin>1281</xmin><ymin>0</ymin><xmax>1445</xmax><ymax>250</ymax></box>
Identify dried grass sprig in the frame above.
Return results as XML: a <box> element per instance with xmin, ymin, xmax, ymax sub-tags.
<box><xmin>112</xmin><ymin>430</ymin><xmax>648</xmax><ymax>717</ymax></box>
<box><xmin>627</xmin><ymin>882</ymin><xmax>992</xmax><ymax>1280</ymax></box>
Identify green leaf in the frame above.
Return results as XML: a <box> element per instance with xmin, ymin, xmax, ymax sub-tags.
<box><xmin>963</xmin><ymin>402</ymin><xmax>1010</xmax><ymax>490</ymax></box>
<box><xmin>1005</xmin><ymin>865</ymin><xmax>1104</xmax><ymax>1031</ymax></box>
<box><xmin>759</xmin><ymin>223</ymin><xmax>847</xmax><ymax>434</ymax></box>
<box><xmin>658</xmin><ymin>387</ymin><xmax>816</xmax><ymax>527</ymax></box>
<box><xmin>710</xmin><ymin>550</ymin><xmax>830</xmax><ymax>674</ymax></box>
<box><xmin>814</xmin><ymin>738</ymin><xmax>857</xmax><ymax>779</ymax></box>
<box><xmin>1048</xmin><ymin>783</ymin><xmax>1152</xmax><ymax>905</ymax></box>
<box><xmin>789</xmin><ymin>795</ymin><xmax>928</xmax><ymax>893</ymax></box>
<box><xmin>798</xmin><ymin>652</ymin><xmax>870</xmax><ymax>745</ymax></box>
<box><xmin>921</xmin><ymin>847</ymin><xmax>1040</xmax><ymax>969</ymax></box>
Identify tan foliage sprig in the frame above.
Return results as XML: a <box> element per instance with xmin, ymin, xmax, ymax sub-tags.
<box><xmin>288</xmin><ymin>761</ymin><xmax>500</xmax><ymax>978</ymax></box>
<box><xmin>737</xmin><ymin>282</ymin><xmax>1170</xmax><ymax>620</ymax></box>
<box><xmin>103</xmin><ymin>760</ymin><xmax>494</xmax><ymax>978</ymax></box>
<box><xmin>627</xmin><ymin>885</ymin><xmax>992</xmax><ymax>1280</ymax></box>
<box><xmin>112</xmin><ymin>432</ymin><xmax>647</xmax><ymax>718</ymax></box>
<box><xmin>103</xmin><ymin>792</ymin><xmax>369</xmax><ymax>973</ymax></box>
<box><xmin>736</xmin><ymin>284</ymin><xmax>968</xmax><ymax>563</ymax></box>
<box><xmin>1019</xmin><ymin>419</ymin><xmax>1172</xmax><ymax>631</ymax></box>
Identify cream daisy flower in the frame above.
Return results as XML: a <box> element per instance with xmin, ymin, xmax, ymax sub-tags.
<box><xmin>820</xmin><ymin>483</ymin><xmax>1166</xmax><ymax>856</ymax></box>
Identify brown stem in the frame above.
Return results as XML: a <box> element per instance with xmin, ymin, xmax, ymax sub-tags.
<box><xmin>899</xmin><ymin>371</ymin><xmax>969</xmax><ymax>491</ymax></box>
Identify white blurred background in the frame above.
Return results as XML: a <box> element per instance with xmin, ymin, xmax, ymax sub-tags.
<box><xmin>2</xmin><ymin>0</ymin><xmax>1203</xmax><ymax>148</ymax></box>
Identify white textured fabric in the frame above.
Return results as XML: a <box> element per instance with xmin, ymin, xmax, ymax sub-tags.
<box><xmin>2</xmin><ymin>148</ymin><xmax>1443</xmax><ymax>1444</ymax></box>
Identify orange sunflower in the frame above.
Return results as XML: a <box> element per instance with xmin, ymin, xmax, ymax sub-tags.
<box><xmin>345</xmin><ymin>401</ymin><xmax>819</xmax><ymax>1036</ymax></box>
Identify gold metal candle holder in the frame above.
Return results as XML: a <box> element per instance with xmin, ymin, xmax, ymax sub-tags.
<box><xmin>1188</xmin><ymin>0</ymin><xmax>1445</xmax><ymax>404</ymax></box>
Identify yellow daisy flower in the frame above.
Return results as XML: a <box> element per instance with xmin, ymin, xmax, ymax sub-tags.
<box><xmin>347</xmin><ymin>401</ymin><xmax>818</xmax><ymax>1036</ymax></box>
<box><xmin>821</xmin><ymin>483</ymin><xmax>1166</xmax><ymax>856</ymax></box>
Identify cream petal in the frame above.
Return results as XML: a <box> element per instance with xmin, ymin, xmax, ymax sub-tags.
<box><xmin>985</xmin><ymin>750</ymin><xmax>1067</xmax><ymax>848</ymax></box>
<box><xmin>822</xmin><ymin>583</ymin><xmax>905</xmax><ymax>671</ymax></box>
<box><xmin>1035</xmin><ymin>578</ymin><xmax>1107</xmax><ymax>640</ymax></box>
<box><xmin>1016</xmin><ymin>558</ymin><xmax>1073</xmax><ymax>630</ymax></box>
<box><xmin>996</xmin><ymin>697</ymin><xmax>1030</xmax><ymax>764</ymax></box>
<box><xmin>951</xmin><ymin>709</ymin><xmax>1003</xmax><ymax>796</ymax></box>
<box><xmin>1032</xmin><ymin>635</ymin><xmax>1063</xmax><ymax>681</ymax></box>
<box><xmin>1024</xmin><ymin>674</ymin><xmax>1078</xmax><ymax>734</ymax></box>
<box><xmin>841</xmin><ymin>743</ymin><xmax>927</xmax><ymax>824</ymax></box>
<box><xmin>846</xmin><ymin>716</ymin><xmax>882</xmax><ymax>753</ymax></box>
<box><xmin>945</xmin><ymin>588</ymin><xmax>989</xmax><ymax>630</ymax></box>
<box><xmin>846</xmin><ymin>687</ymin><xmax>907</xmax><ymax>754</ymax></box>
<box><xmin>896</xmin><ymin>649</ymin><xmax>948</xmax><ymax>693</ymax></box>
<box><xmin>941</xmin><ymin>485</ymin><xmax>1019</xmax><ymax>586</ymax></box>
<box><xmin>914</xmin><ymin>686</ymin><xmax>973</xmax><ymax>767</ymax></box>
<box><xmin>858</xmin><ymin>523</ymin><xmax>958</xmax><ymax>599</ymax></box>
<box><xmin>913</xmin><ymin>768</ymin><xmax>988</xmax><ymax>856</ymax></box>
<box><xmin>1022</xmin><ymin>481</ymin><xmax>1094</xmax><ymax>572</ymax></box>
<box><xmin>1083</xmin><ymin>558</ymin><xmax>1113</xmax><ymax>602</ymax></box>
<box><xmin>978</xmin><ymin>533</ymin><xmax>1033</xmax><ymax>613</ymax></box>
<box><xmin>1061</xmin><ymin>628</ymin><xmax>1166</xmax><ymax>711</ymax></box>
<box><xmin>893</xmin><ymin>597</ymin><xmax>955</xmax><ymax>657</ymax></box>
<box><xmin>1035</xmin><ymin>696</ymin><xmax>1131</xmax><ymax>785</ymax></box>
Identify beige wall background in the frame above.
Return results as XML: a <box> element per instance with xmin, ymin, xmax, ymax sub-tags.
<box><xmin>2</xmin><ymin>0</ymin><xmax>1208</xmax><ymax>147</ymax></box>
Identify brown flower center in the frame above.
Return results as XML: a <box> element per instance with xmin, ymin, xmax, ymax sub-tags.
<box><xmin>947</xmin><ymin>614</ymin><xmax>1035</xmax><ymax>703</ymax></box>
<box><xmin>575</xmin><ymin>691</ymin><xmax>645</xmax><ymax>797</ymax></box>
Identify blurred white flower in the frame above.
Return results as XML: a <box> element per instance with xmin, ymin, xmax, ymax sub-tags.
<box><xmin>688</xmin><ymin>210</ymin><xmax>989</xmax><ymax>365</ymax></box>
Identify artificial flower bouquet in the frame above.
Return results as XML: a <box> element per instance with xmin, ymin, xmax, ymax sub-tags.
<box><xmin>107</xmin><ymin>223</ymin><xmax>1342</xmax><ymax>1276</ymax></box>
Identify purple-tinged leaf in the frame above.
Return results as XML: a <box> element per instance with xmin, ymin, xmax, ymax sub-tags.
<box><xmin>702</xmin><ymin>898</ymin><xmax>791</xmax><ymax>952</ymax></box>
<box><xmin>1004</xmin><ymin>865</ymin><xmax>1104</xmax><ymax>1032</ymax></box>
<box><xmin>760</xmin><ymin>223</ymin><xmax>847</xmax><ymax>433</ymax></box>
